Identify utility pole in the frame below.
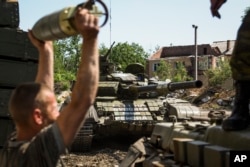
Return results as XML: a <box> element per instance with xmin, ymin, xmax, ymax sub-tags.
<box><xmin>192</xmin><ymin>24</ymin><xmax>198</xmax><ymax>80</ymax></box>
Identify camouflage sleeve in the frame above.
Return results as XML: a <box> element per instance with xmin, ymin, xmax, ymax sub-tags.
<box><xmin>22</xmin><ymin>123</ymin><xmax>66</xmax><ymax>167</ymax></box>
<box><xmin>230</xmin><ymin>10</ymin><xmax>250</xmax><ymax>80</ymax></box>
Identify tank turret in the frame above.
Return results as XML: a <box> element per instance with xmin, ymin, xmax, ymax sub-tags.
<box><xmin>126</xmin><ymin>80</ymin><xmax>203</xmax><ymax>99</ymax></box>
<box><xmin>66</xmin><ymin>59</ymin><xmax>204</xmax><ymax>152</ymax></box>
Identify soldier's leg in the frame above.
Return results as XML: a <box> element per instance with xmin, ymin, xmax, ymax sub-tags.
<box><xmin>222</xmin><ymin>10</ymin><xmax>250</xmax><ymax>131</ymax></box>
<box><xmin>222</xmin><ymin>81</ymin><xmax>250</xmax><ymax>131</ymax></box>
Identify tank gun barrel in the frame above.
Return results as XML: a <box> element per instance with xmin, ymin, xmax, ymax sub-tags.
<box><xmin>128</xmin><ymin>80</ymin><xmax>203</xmax><ymax>98</ymax></box>
<box><xmin>131</xmin><ymin>84</ymin><xmax>157</xmax><ymax>93</ymax></box>
<box><xmin>167</xmin><ymin>80</ymin><xmax>202</xmax><ymax>91</ymax></box>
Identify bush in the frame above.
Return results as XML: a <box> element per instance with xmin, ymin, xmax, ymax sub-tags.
<box><xmin>154</xmin><ymin>60</ymin><xmax>192</xmax><ymax>81</ymax></box>
<box><xmin>55</xmin><ymin>71</ymin><xmax>75</xmax><ymax>91</ymax></box>
<box><xmin>205</xmin><ymin>58</ymin><xmax>232</xmax><ymax>86</ymax></box>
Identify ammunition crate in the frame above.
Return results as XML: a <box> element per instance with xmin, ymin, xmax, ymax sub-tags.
<box><xmin>0</xmin><ymin>0</ymin><xmax>19</xmax><ymax>28</ymax></box>
<box><xmin>0</xmin><ymin>28</ymin><xmax>39</xmax><ymax>61</ymax></box>
<box><xmin>0</xmin><ymin>117</ymin><xmax>14</xmax><ymax>148</ymax></box>
<box><xmin>0</xmin><ymin>59</ymin><xmax>38</xmax><ymax>87</ymax></box>
<box><xmin>0</xmin><ymin>88</ymin><xmax>13</xmax><ymax>117</ymax></box>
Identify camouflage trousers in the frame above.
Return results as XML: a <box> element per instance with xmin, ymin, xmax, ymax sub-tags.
<box><xmin>230</xmin><ymin>9</ymin><xmax>250</xmax><ymax>80</ymax></box>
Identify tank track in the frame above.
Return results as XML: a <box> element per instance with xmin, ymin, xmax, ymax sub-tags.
<box><xmin>70</xmin><ymin>122</ymin><xmax>94</xmax><ymax>152</ymax></box>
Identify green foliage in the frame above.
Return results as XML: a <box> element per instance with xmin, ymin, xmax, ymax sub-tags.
<box><xmin>204</xmin><ymin>58</ymin><xmax>232</xmax><ymax>86</ymax></box>
<box><xmin>154</xmin><ymin>60</ymin><xmax>192</xmax><ymax>82</ymax></box>
<box><xmin>99</xmin><ymin>43</ymin><xmax>109</xmax><ymax>56</ymax></box>
<box><xmin>154</xmin><ymin>60</ymin><xmax>172</xmax><ymax>80</ymax></box>
<box><xmin>54</xmin><ymin>35</ymin><xmax>81</xmax><ymax>89</ymax></box>
<box><xmin>172</xmin><ymin>62</ymin><xmax>192</xmax><ymax>82</ymax></box>
<box><xmin>99</xmin><ymin>42</ymin><xmax>149</xmax><ymax>71</ymax></box>
<box><xmin>54</xmin><ymin>40</ymin><xmax>150</xmax><ymax>90</ymax></box>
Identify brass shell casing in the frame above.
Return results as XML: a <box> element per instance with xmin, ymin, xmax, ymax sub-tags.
<box><xmin>59</xmin><ymin>7</ymin><xmax>77</xmax><ymax>36</ymax></box>
<box><xmin>32</xmin><ymin>7</ymin><xmax>78</xmax><ymax>41</ymax></box>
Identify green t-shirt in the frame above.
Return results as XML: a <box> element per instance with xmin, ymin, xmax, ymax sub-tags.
<box><xmin>0</xmin><ymin>123</ymin><xmax>66</xmax><ymax>167</ymax></box>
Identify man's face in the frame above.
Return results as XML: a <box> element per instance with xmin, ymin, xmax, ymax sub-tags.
<box><xmin>41</xmin><ymin>90</ymin><xmax>59</xmax><ymax>127</ymax></box>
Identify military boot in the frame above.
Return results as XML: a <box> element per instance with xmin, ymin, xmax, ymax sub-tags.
<box><xmin>222</xmin><ymin>81</ymin><xmax>250</xmax><ymax>131</ymax></box>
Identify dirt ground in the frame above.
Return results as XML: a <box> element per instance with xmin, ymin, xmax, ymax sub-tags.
<box><xmin>61</xmin><ymin>136</ymin><xmax>138</xmax><ymax>167</ymax></box>
<box><xmin>61</xmin><ymin>149</ymin><xmax>127</xmax><ymax>167</ymax></box>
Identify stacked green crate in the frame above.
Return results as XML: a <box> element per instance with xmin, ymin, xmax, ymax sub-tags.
<box><xmin>0</xmin><ymin>0</ymin><xmax>38</xmax><ymax>148</ymax></box>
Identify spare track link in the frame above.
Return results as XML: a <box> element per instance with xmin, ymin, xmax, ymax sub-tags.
<box><xmin>70</xmin><ymin>122</ymin><xmax>94</xmax><ymax>152</ymax></box>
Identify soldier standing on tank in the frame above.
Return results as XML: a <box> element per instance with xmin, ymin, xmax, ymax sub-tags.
<box><xmin>210</xmin><ymin>0</ymin><xmax>250</xmax><ymax>131</ymax></box>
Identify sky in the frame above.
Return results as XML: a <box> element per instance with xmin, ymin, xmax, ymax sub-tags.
<box><xmin>18</xmin><ymin>0</ymin><xmax>249</xmax><ymax>53</ymax></box>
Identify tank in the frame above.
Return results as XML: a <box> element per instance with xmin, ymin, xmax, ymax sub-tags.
<box><xmin>66</xmin><ymin>42</ymin><xmax>203</xmax><ymax>152</ymax></box>
<box><xmin>0</xmin><ymin>0</ymin><xmax>39</xmax><ymax>149</ymax></box>
<box><xmin>120</xmin><ymin>102</ymin><xmax>250</xmax><ymax>167</ymax></box>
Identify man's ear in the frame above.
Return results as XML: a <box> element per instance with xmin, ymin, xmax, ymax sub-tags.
<box><xmin>33</xmin><ymin>108</ymin><xmax>44</xmax><ymax>125</ymax></box>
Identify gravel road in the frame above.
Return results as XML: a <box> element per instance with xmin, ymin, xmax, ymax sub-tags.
<box><xmin>61</xmin><ymin>136</ymin><xmax>140</xmax><ymax>167</ymax></box>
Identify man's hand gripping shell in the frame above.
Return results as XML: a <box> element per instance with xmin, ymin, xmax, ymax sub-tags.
<box><xmin>74</xmin><ymin>7</ymin><xmax>100</xmax><ymax>40</ymax></box>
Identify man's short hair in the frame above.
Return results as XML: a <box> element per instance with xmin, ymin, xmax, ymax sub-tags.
<box><xmin>9</xmin><ymin>82</ymin><xmax>52</xmax><ymax>127</ymax></box>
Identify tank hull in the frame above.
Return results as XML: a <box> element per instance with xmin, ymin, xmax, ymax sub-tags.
<box><xmin>121</xmin><ymin>121</ymin><xmax>250</xmax><ymax>167</ymax></box>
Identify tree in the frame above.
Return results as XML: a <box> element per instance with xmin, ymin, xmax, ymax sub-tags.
<box><xmin>99</xmin><ymin>43</ymin><xmax>109</xmax><ymax>57</ymax></box>
<box><xmin>172</xmin><ymin>62</ymin><xmax>192</xmax><ymax>82</ymax></box>
<box><xmin>99</xmin><ymin>42</ymin><xmax>149</xmax><ymax>71</ymax></box>
<box><xmin>154</xmin><ymin>60</ymin><xmax>172</xmax><ymax>80</ymax></box>
<box><xmin>54</xmin><ymin>40</ymin><xmax>150</xmax><ymax>90</ymax></box>
<box><xmin>204</xmin><ymin>58</ymin><xmax>232</xmax><ymax>86</ymax></box>
<box><xmin>53</xmin><ymin>35</ymin><xmax>82</xmax><ymax>90</ymax></box>
<box><xmin>154</xmin><ymin>60</ymin><xmax>192</xmax><ymax>81</ymax></box>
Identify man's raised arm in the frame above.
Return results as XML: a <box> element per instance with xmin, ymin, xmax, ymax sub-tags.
<box><xmin>56</xmin><ymin>8</ymin><xmax>100</xmax><ymax>146</ymax></box>
<box><xmin>28</xmin><ymin>32</ymin><xmax>54</xmax><ymax>91</ymax></box>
